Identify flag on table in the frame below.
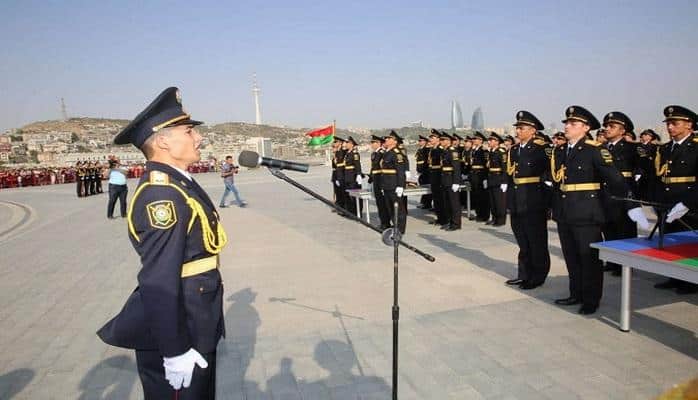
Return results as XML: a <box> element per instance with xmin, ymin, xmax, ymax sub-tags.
<box><xmin>306</xmin><ymin>124</ymin><xmax>335</xmax><ymax>146</ymax></box>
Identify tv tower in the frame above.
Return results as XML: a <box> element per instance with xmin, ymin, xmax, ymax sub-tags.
<box><xmin>252</xmin><ymin>73</ymin><xmax>261</xmax><ymax>125</ymax></box>
<box><xmin>60</xmin><ymin>98</ymin><xmax>68</xmax><ymax>121</ymax></box>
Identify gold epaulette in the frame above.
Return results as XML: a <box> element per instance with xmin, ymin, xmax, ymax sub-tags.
<box><xmin>498</xmin><ymin>147</ymin><xmax>507</xmax><ymax>153</ymax></box>
<box><xmin>585</xmin><ymin>139</ymin><xmax>601</xmax><ymax>147</ymax></box>
<box><xmin>393</xmin><ymin>148</ymin><xmax>400</xmax><ymax>153</ymax></box>
<box><xmin>693</xmin><ymin>136</ymin><xmax>698</xmax><ymax>143</ymax></box>
<box><xmin>533</xmin><ymin>139</ymin><xmax>545</xmax><ymax>146</ymax></box>
<box><xmin>149</xmin><ymin>170</ymin><xmax>170</xmax><ymax>185</ymax></box>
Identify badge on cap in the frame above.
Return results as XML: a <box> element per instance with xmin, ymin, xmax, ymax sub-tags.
<box><xmin>175</xmin><ymin>90</ymin><xmax>182</xmax><ymax>104</ymax></box>
<box><xmin>568</xmin><ymin>106</ymin><xmax>575</xmax><ymax>114</ymax></box>
<box><xmin>147</xmin><ymin>200</ymin><xmax>177</xmax><ymax>229</ymax></box>
<box><xmin>668</xmin><ymin>107</ymin><xmax>674</xmax><ymax>114</ymax></box>
<box><xmin>518</xmin><ymin>111</ymin><xmax>523</xmax><ymax>118</ymax></box>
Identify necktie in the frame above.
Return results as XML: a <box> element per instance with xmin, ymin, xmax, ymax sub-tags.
<box><xmin>670</xmin><ymin>141</ymin><xmax>677</xmax><ymax>154</ymax></box>
<box><xmin>566</xmin><ymin>145</ymin><xmax>571</xmax><ymax>157</ymax></box>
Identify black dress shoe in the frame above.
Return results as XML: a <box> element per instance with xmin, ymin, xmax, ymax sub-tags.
<box><xmin>493</xmin><ymin>221</ymin><xmax>506</xmax><ymax>227</ymax></box>
<box><xmin>578</xmin><ymin>305</ymin><xmax>598</xmax><ymax>315</ymax></box>
<box><xmin>654</xmin><ymin>279</ymin><xmax>679</xmax><ymax>289</ymax></box>
<box><xmin>520</xmin><ymin>282</ymin><xmax>542</xmax><ymax>290</ymax></box>
<box><xmin>485</xmin><ymin>220</ymin><xmax>495</xmax><ymax>225</ymax></box>
<box><xmin>505</xmin><ymin>279</ymin><xmax>524</xmax><ymax>285</ymax></box>
<box><xmin>554</xmin><ymin>297</ymin><xmax>581</xmax><ymax>306</ymax></box>
<box><xmin>445</xmin><ymin>225</ymin><xmax>461</xmax><ymax>231</ymax></box>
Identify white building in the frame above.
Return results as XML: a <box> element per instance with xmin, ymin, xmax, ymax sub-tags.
<box><xmin>245</xmin><ymin>137</ymin><xmax>272</xmax><ymax>157</ymax></box>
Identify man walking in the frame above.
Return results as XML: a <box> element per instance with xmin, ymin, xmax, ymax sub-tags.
<box><xmin>219</xmin><ymin>155</ymin><xmax>247</xmax><ymax>208</ymax></box>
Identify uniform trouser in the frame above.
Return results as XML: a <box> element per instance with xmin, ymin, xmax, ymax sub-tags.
<box><xmin>557</xmin><ymin>222</ymin><xmax>603</xmax><ymax>307</ymax></box>
<box><xmin>602</xmin><ymin>213</ymin><xmax>637</xmax><ymax>270</ymax></box>
<box><xmin>107</xmin><ymin>184</ymin><xmax>128</xmax><ymax>218</ymax></box>
<box><xmin>89</xmin><ymin>178</ymin><xmax>96</xmax><ymax>195</ymax></box>
<box><xmin>472</xmin><ymin>181</ymin><xmax>490</xmax><ymax>220</ymax></box>
<box><xmin>77</xmin><ymin>179</ymin><xmax>84</xmax><ymax>197</ymax></box>
<box><xmin>345</xmin><ymin>181</ymin><xmax>361</xmax><ymax>215</ymax></box>
<box><xmin>337</xmin><ymin>180</ymin><xmax>347</xmax><ymax>210</ymax></box>
<box><xmin>511</xmin><ymin>212</ymin><xmax>550</xmax><ymax>284</ymax></box>
<box><xmin>443</xmin><ymin>186</ymin><xmax>461</xmax><ymax>227</ymax></box>
<box><xmin>136</xmin><ymin>350</ymin><xmax>216</xmax><ymax>400</ymax></box>
<box><xmin>97</xmin><ymin>178</ymin><xmax>103</xmax><ymax>193</ymax></box>
<box><xmin>488</xmin><ymin>184</ymin><xmax>506</xmax><ymax>223</ymax></box>
<box><xmin>373</xmin><ymin>182</ymin><xmax>390</xmax><ymax>228</ymax></box>
<box><xmin>333</xmin><ymin>178</ymin><xmax>342</xmax><ymax>206</ymax></box>
<box><xmin>430</xmin><ymin>174</ymin><xmax>446</xmax><ymax>223</ymax></box>
<box><xmin>383</xmin><ymin>190</ymin><xmax>407</xmax><ymax>233</ymax></box>
<box><xmin>418</xmin><ymin>174</ymin><xmax>432</xmax><ymax>207</ymax></box>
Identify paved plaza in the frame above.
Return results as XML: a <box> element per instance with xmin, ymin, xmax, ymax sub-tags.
<box><xmin>0</xmin><ymin>166</ymin><xmax>696</xmax><ymax>399</ymax></box>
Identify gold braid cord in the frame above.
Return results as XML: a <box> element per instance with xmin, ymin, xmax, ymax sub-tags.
<box><xmin>187</xmin><ymin>198</ymin><xmax>228</xmax><ymax>254</ymax></box>
<box><xmin>655</xmin><ymin>147</ymin><xmax>668</xmax><ymax>177</ymax></box>
<box><xmin>506</xmin><ymin>151</ymin><xmax>517</xmax><ymax>176</ymax></box>
<box><xmin>550</xmin><ymin>149</ymin><xmax>566</xmax><ymax>183</ymax></box>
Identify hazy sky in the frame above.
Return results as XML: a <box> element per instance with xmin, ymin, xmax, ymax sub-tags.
<box><xmin>2</xmin><ymin>0</ymin><xmax>697</xmax><ymax>132</ymax></box>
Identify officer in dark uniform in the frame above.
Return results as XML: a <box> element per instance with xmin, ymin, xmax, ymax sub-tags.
<box><xmin>98</xmin><ymin>87</ymin><xmax>227</xmax><ymax>399</ymax></box>
<box><xmin>461</xmin><ymin>135</ymin><xmax>473</xmax><ymax>214</ymax></box>
<box><xmin>415</xmin><ymin>135</ymin><xmax>432</xmax><ymax>209</ymax></box>
<box><xmin>653</xmin><ymin>105</ymin><xmax>698</xmax><ymax>294</ymax></box>
<box><xmin>396</xmin><ymin>134</ymin><xmax>410</xmax><ymax>216</ymax></box>
<box><xmin>637</xmin><ymin>129</ymin><xmax>659</xmax><ymax>201</ymax></box>
<box><xmin>331</xmin><ymin>136</ymin><xmax>345</xmax><ymax>210</ymax></box>
<box><xmin>369</xmin><ymin>135</ymin><xmax>390</xmax><ymax>229</ymax></box>
<box><xmin>439</xmin><ymin>132</ymin><xmax>462</xmax><ymax>230</ymax></box>
<box><xmin>427</xmin><ymin>129</ymin><xmax>446</xmax><ymax>225</ymax></box>
<box><xmin>550</xmin><ymin>106</ymin><xmax>648</xmax><ymax>314</ymax></box>
<box><xmin>503</xmin><ymin>134</ymin><xmax>515</xmax><ymax>150</ymax></box>
<box><xmin>343</xmin><ymin>136</ymin><xmax>363</xmax><ymax>216</ymax></box>
<box><xmin>486</xmin><ymin>132</ymin><xmax>507</xmax><ymax>226</ymax></box>
<box><xmin>333</xmin><ymin>136</ymin><xmax>347</xmax><ymax>211</ymax></box>
<box><xmin>600</xmin><ymin>111</ymin><xmax>644</xmax><ymax>275</ymax></box>
<box><xmin>380</xmin><ymin>131</ymin><xmax>407</xmax><ymax>233</ymax></box>
<box><xmin>470</xmin><ymin>131</ymin><xmax>490</xmax><ymax>222</ymax></box>
<box><xmin>505</xmin><ymin>111</ymin><xmax>551</xmax><ymax>289</ymax></box>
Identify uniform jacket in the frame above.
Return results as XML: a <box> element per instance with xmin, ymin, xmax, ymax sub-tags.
<box><xmin>469</xmin><ymin>146</ymin><xmax>488</xmax><ymax>187</ymax></box>
<box><xmin>549</xmin><ymin>140</ymin><xmax>628</xmax><ymax>225</ymax></box>
<box><xmin>334</xmin><ymin>149</ymin><xmax>346</xmax><ymax>183</ymax></box>
<box><xmin>379</xmin><ymin>147</ymin><xmax>406</xmax><ymax>190</ymax></box>
<box><xmin>428</xmin><ymin>146</ymin><xmax>443</xmax><ymax>186</ymax></box>
<box><xmin>603</xmin><ymin>139</ymin><xmax>640</xmax><ymax>222</ymax></box>
<box><xmin>506</xmin><ymin>140</ymin><xmax>549</xmax><ymax>215</ymax></box>
<box><xmin>343</xmin><ymin>148</ymin><xmax>362</xmax><ymax>182</ymax></box>
<box><xmin>98</xmin><ymin>161</ymin><xmax>226</xmax><ymax>357</ymax></box>
<box><xmin>487</xmin><ymin>146</ymin><xmax>508</xmax><ymax>186</ymax></box>
<box><xmin>655</xmin><ymin>136</ymin><xmax>698</xmax><ymax>210</ymax></box>
<box><xmin>369</xmin><ymin>148</ymin><xmax>384</xmax><ymax>185</ymax></box>
<box><xmin>440</xmin><ymin>146</ymin><xmax>462</xmax><ymax>186</ymax></box>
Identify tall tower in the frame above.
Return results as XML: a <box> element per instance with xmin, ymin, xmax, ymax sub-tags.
<box><xmin>451</xmin><ymin>100</ymin><xmax>464</xmax><ymax>129</ymax></box>
<box><xmin>471</xmin><ymin>107</ymin><xmax>484</xmax><ymax>132</ymax></box>
<box><xmin>60</xmin><ymin>98</ymin><xmax>68</xmax><ymax>121</ymax></box>
<box><xmin>252</xmin><ymin>73</ymin><xmax>262</xmax><ymax>125</ymax></box>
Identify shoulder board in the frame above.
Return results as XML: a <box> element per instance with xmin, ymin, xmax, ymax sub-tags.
<box><xmin>533</xmin><ymin>139</ymin><xmax>545</xmax><ymax>146</ymax></box>
<box><xmin>585</xmin><ymin>139</ymin><xmax>601</xmax><ymax>147</ymax></box>
<box><xmin>393</xmin><ymin>148</ymin><xmax>400</xmax><ymax>153</ymax></box>
<box><xmin>693</xmin><ymin>137</ymin><xmax>698</xmax><ymax>143</ymax></box>
<box><xmin>149</xmin><ymin>170</ymin><xmax>170</xmax><ymax>185</ymax></box>
<box><xmin>498</xmin><ymin>147</ymin><xmax>507</xmax><ymax>152</ymax></box>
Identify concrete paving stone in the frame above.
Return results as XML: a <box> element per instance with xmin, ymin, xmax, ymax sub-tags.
<box><xmin>1</xmin><ymin>169</ymin><xmax>696</xmax><ymax>399</ymax></box>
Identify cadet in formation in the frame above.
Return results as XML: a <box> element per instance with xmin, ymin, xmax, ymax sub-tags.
<box><xmin>342</xmin><ymin>136</ymin><xmax>363</xmax><ymax>216</ymax></box>
<box><xmin>98</xmin><ymin>87</ymin><xmax>227</xmax><ymax>399</ymax></box>
<box><xmin>469</xmin><ymin>132</ymin><xmax>490</xmax><ymax>222</ymax></box>
<box><xmin>332</xmin><ymin>136</ymin><xmax>347</xmax><ymax>211</ymax></box>
<box><xmin>486</xmin><ymin>132</ymin><xmax>507</xmax><ymax>226</ymax></box>
<box><xmin>415</xmin><ymin>135</ymin><xmax>432</xmax><ymax>210</ymax></box>
<box><xmin>369</xmin><ymin>135</ymin><xmax>390</xmax><ymax>229</ymax></box>
<box><xmin>439</xmin><ymin>132</ymin><xmax>462</xmax><ymax>231</ymax></box>
<box><xmin>379</xmin><ymin>130</ymin><xmax>407</xmax><ymax>233</ymax></box>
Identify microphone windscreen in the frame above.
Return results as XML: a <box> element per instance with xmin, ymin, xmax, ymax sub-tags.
<box><xmin>238</xmin><ymin>151</ymin><xmax>260</xmax><ymax>168</ymax></box>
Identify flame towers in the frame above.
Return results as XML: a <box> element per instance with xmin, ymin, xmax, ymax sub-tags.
<box><xmin>451</xmin><ymin>100</ymin><xmax>464</xmax><ymax>129</ymax></box>
<box><xmin>471</xmin><ymin>107</ymin><xmax>484</xmax><ymax>132</ymax></box>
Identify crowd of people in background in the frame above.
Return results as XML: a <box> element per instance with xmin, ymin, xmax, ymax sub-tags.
<box><xmin>0</xmin><ymin>159</ymin><xmax>218</xmax><ymax>190</ymax></box>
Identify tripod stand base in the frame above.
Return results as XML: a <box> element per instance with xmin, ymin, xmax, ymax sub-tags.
<box><xmin>382</xmin><ymin>228</ymin><xmax>402</xmax><ymax>247</ymax></box>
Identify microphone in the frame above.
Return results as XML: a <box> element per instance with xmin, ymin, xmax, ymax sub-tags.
<box><xmin>238</xmin><ymin>151</ymin><xmax>309</xmax><ymax>173</ymax></box>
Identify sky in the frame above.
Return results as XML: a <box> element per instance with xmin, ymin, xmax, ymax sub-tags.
<box><xmin>2</xmin><ymin>0</ymin><xmax>698</xmax><ymax>133</ymax></box>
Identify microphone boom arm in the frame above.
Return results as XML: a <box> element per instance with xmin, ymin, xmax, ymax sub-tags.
<box><xmin>267</xmin><ymin>168</ymin><xmax>435</xmax><ymax>262</ymax></box>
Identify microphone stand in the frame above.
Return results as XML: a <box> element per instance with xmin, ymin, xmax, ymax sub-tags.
<box><xmin>267</xmin><ymin>168</ymin><xmax>434</xmax><ymax>400</ymax></box>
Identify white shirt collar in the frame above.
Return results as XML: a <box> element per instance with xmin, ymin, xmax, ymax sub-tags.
<box><xmin>674</xmin><ymin>135</ymin><xmax>690</xmax><ymax>146</ymax></box>
<box><xmin>610</xmin><ymin>138</ymin><xmax>623</xmax><ymax>146</ymax></box>
<box><xmin>172</xmin><ymin>165</ymin><xmax>192</xmax><ymax>181</ymax></box>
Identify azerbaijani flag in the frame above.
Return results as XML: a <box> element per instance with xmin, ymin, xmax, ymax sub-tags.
<box><xmin>306</xmin><ymin>124</ymin><xmax>335</xmax><ymax>147</ymax></box>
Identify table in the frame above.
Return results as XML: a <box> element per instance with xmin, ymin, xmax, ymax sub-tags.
<box><xmin>590</xmin><ymin>231</ymin><xmax>698</xmax><ymax>332</ymax></box>
<box><xmin>346</xmin><ymin>183</ymin><xmax>471</xmax><ymax>223</ymax></box>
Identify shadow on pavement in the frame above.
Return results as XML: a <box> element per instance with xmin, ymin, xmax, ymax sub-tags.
<box><xmin>78</xmin><ymin>355</ymin><xmax>137</xmax><ymax>400</ymax></box>
<box><xmin>0</xmin><ymin>368</ymin><xmax>34</xmax><ymax>399</ymax></box>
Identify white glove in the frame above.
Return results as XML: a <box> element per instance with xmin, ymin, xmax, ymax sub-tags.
<box><xmin>405</xmin><ymin>171</ymin><xmax>411</xmax><ymax>180</ymax></box>
<box><xmin>666</xmin><ymin>202</ymin><xmax>689</xmax><ymax>223</ymax></box>
<box><xmin>335</xmin><ymin>180</ymin><xmax>340</xmax><ymax>187</ymax></box>
<box><xmin>627</xmin><ymin>207</ymin><xmax>651</xmax><ymax>230</ymax></box>
<box><xmin>163</xmin><ymin>348</ymin><xmax>208</xmax><ymax>390</ymax></box>
<box><xmin>634</xmin><ymin>174</ymin><xmax>641</xmax><ymax>182</ymax></box>
<box><xmin>395</xmin><ymin>187</ymin><xmax>404</xmax><ymax>197</ymax></box>
<box><xmin>544</xmin><ymin>181</ymin><xmax>553</xmax><ymax>187</ymax></box>
<box><xmin>451</xmin><ymin>184</ymin><xmax>459</xmax><ymax>192</ymax></box>
<box><xmin>500</xmin><ymin>184</ymin><xmax>508</xmax><ymax>193</ymax></box>
<box><xmin>482</xmin><ymin>180</ymin><xmax>488</xmax><ymax>189</ymax></box>
<box><xmin>355</xmin><ymin>175</ymin><xmax>362</xmax><ymax>185</ymax></box>
<box><xmin>461</xmin><ymin>174</ymin><xmax>467</xmax><ymax>180</ymax></box>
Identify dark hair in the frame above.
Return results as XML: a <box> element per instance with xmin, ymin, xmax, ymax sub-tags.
<box><xmin>226</xmin><ymin>155</ymin><xmax>233</xmax><ymax>160</ymax></box>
